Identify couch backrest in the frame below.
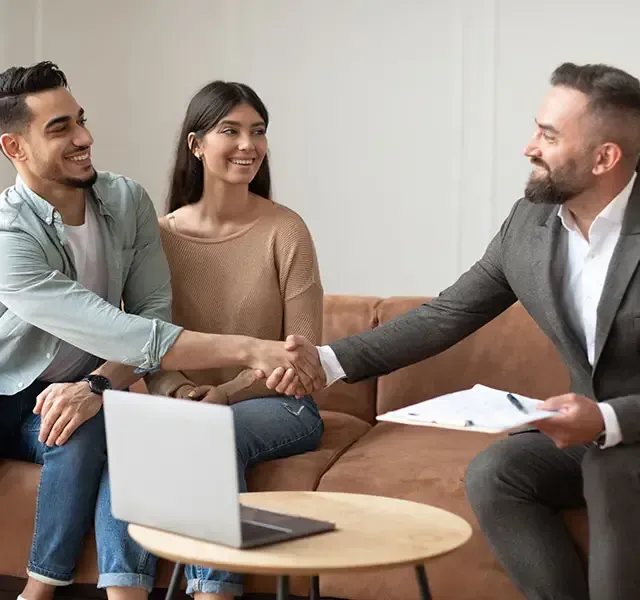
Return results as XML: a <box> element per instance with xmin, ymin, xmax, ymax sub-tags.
<box><xmin>375</xmin><ymin>297</ymin><xmax>570</xmax><ymax>415</ymax></box>
<box><xmin>312</xmin><ymin>295</ymin><xmax>381</xmax><ymax>423</ymax></box>
<box><xmin>315</xmin><ymin>295</ymin><xmax>570</xmax><ymax>422</ymax></box>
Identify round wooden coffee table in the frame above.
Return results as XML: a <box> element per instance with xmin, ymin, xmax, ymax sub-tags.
<box><xmin>129</xmin><ymin>491</ymin><xmax>471</xmax><ymax>600</ymax></box>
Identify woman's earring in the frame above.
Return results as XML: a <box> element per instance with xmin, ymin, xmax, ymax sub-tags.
<box><xmin>194</xmin><ymin>152</ymin><xmax>201</xmax><ymax>160</ymax></box>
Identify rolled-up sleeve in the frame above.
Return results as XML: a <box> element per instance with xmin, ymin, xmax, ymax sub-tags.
<box><xmin>0</xmin><ymin>229</ymin><xmax>183</xmax><ymax>369</ymax></box>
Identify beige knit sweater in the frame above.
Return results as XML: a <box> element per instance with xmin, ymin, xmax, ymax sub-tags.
<box><xmin>146</xmin><ymin>202</ymin><xmax>323</xmax><ymax>400</ymax></box>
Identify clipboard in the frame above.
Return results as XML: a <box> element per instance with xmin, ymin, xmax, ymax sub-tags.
<box><xmin>376</xmin><ymin>384</ymin><xmax>558</xmax><ymax>434</ymax></box>
<box><xmin>376</xmin><ymin>413</ymin><xmax>509</xmax><ymax>434</ymax></box>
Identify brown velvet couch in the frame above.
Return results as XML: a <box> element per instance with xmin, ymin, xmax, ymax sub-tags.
<box><xmin>0</xmin><ymin>295</ymin><xmax>588</xmax><ymax>600</ymax></box>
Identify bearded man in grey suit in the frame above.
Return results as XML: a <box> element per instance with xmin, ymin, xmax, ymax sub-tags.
<box><xmin>271</xmin><ymin>62</ymin><xmax>640</xmax><ymax>600</ymax></box>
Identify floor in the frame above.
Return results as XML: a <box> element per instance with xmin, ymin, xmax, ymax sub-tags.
<box><xmin>0</xmin><ymin>578</ymin><xmax>341</xmax><ymax>600</ymax></box>
<box><xmin>0</xmin><ymin>593</ymin><xmax>328</xmax><ymax>600</ymax></box>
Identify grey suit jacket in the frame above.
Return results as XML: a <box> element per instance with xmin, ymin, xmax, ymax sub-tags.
<box><xmin>330</xmin><ymin>177</ymin><xmax>640</xmax><ymax>443</ymax></box>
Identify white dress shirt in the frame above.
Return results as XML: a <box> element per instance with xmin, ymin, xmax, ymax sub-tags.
<box><xmin>317</xmin><ymin>173</ymin><xmax>637</xmax><ymax>448</ymax></box>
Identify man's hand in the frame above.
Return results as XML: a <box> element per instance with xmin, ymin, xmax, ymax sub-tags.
<box><xmin>532</xmin><ymin>393</ymin><xmax>605</xmax><ymax>449</ymax></box>
<box><xmin>262</xmin><ymin>335</ymin><xmax>326</xmax><ymax>396</ymax></box>
<box><xmin>34</xmin><ymin>382</ymin><xmax>103</xmax><ymax>447</ymax></box>
<box><xmin>245</xmin><ymin>339</ymin><xmax>300</xmax><ymax>393</ymax></box>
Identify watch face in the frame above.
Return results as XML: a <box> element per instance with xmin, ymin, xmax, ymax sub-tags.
<box><xmin>87</xmin><ymin>375</ymin><xmax>112</xmax><ymax>395</ymax></box>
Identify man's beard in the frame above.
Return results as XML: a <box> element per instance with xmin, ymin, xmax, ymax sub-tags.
<box><xmin>36</xmin><ymin>147</ymin><xmax>98</xmax><ymax>190</ymax></box>
<box><xmin>59</xmin><ymin>168</ymin><xmax>98</xmax><ymax>189</ymax></box>
<box><xmin>524</xmin><ymin>158</ymin><xmax>590</xmax><ymax>205</ymax></box>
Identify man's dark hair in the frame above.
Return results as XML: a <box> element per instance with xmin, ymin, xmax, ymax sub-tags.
<box><xmin>551</xmin><ymin>62</ymin><xmax>640</xmax><ymax>161</ymax></box>
<box><xmin>0</xmin><ymin>61</ymin><xmax>68</xmax><ymax>135</ymax></box>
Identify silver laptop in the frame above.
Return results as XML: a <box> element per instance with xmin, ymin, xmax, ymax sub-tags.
<box><xmin>103</xmin><ymin>390</ymin><xmax>335</xmax><ymax>548</ymax></box>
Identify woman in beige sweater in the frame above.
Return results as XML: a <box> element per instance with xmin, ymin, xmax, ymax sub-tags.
<box><xmin>146</xmin><ymin>81</ymin><xmax>324</xmax><ymax>600</ymax></box>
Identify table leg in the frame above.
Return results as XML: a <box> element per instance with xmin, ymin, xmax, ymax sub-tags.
<box><xmin>415</xmin><ymin>564</ymin><xmax>432</xmax><ymax>600</ymax></box>
<box><xmin>165</xmin><ymin>562</ymin><xmax>183</xmax><ymax>600</ymax></box>
<box><xmin>309</xmin><ymin>575</ymin><xmax>320</xmax><ymax>600</ymax></box>
<box><xmin>277</xmin><ymin>575</ymin><xmax>290</xmax><ymax>600</ymax></box>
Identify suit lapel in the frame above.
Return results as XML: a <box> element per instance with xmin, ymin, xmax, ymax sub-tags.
<box><xmin>532</xmin><ymin>209</ymin><xmax>591</xmax><ymax>373</ymax></box>
<box><xmin>593</xmin><ymin>177</ymin><xmax>640</xmax><ymax>369</ymax></box>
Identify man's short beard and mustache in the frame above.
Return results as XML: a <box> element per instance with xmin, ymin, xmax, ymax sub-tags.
<box><xmin>60</xmin><ymin>169</ymin><xmax>98</xmax><ymax>189</ymax></box>
<box><xmin>524</xmin><ymin>157</ymin><xmax>590</xmax><ymax>205</ymax></box>
<box><xmin>48</xmin><ymin>145</ymin><xmax>98</xmax><ymax>189</ymax></box>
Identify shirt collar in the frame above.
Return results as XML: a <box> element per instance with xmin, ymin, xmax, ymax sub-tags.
<box><xmin>558</xmin><ymin>172</ymin><xmax>637</xmax><ymax>233</ymax></box>
<box><xmin>14</xmin><ymin>173</ymin><xmax>109</xmax><ymax>224</ymax></box>
<box><xmin>15</xmin><ymin>174</ymin><xmax>56</xmax><ymax>224</ymax></box>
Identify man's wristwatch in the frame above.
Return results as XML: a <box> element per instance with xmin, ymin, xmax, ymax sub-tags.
<box><xmin>81</xmin><ymin>374</ymin><xmax>113</xmax><ymax>396</ymax></box>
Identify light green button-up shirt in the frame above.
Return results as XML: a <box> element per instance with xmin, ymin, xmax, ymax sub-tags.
<box><xmin>0</xmin><ymin>171</ymin><xmax>183</xmax><ymax>395</ymax></box>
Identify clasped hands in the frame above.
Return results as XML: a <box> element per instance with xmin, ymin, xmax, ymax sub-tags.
<box><xmin>249</xmin><ymin>334</ymin><xmax>326</xmax><ymax>396</ymax></box>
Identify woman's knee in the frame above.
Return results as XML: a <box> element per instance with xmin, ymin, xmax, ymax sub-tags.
<box><xmin>284</xmin><ymin>396</ymin><xmax>324</xmax><ymax>451</ymax></box>
<box><xmin>234</xmin><ymin>396</ymin><xmax>323</xmax><ymax>466</ymax></box>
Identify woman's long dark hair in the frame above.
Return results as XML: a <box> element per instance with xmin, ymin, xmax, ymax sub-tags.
<box><xmin>166</xmin><ymin>81</ymin><xmax>271</xmax><ymax>214</ymax></box>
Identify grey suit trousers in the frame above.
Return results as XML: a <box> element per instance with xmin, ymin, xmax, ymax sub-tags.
<box><xmin>465</xmin><ymin>431</ymin><xmax>640</xmax><ymax>600</ymax></box>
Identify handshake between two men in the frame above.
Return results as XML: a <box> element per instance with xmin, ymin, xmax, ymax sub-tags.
<box><xmin>257</xmin><ymin>335</ymin><xmax>327</xmax><ymax>397</ymax></box>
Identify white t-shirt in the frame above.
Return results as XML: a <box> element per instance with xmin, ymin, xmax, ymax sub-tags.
<box><xmin>40</xmin><ymin>197</ymin><xmax>109</xmax><ymax>382</ymax></box>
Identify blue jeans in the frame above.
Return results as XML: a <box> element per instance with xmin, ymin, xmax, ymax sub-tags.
<box><xmin>0</xmin><ymin>380</ymin><xmax>156</xmax><ymax>590</ymax></box>
<box><xmin>185</xmin><ymin>394</ymin><xmax>324</xmax><ymax>597</ymax></box>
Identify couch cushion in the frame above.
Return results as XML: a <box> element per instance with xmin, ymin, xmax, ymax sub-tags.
<box><xmin>376</xmin><ymin>298</ymin><xmax>570</xmax><ymax>415</ymax></box>
<box><xmin>0</xmin><ymin>460</ymin><xmax>40</xmax><ymax>579</ymax></box>
<box><xmin>247</xmin><ymin>410</ymin><xmax>371</xmax><ymax>491</ymax></box>
<box><xmin>312</xmin><ymin>296</ymin><xmax>381</xmax><ymax>424</ymax></box>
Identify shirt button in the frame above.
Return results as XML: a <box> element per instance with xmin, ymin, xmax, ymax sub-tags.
<box><xmin>46</xmin><ymin>353</ymin><xmax>52</xmax><ymax>359</ymax></box>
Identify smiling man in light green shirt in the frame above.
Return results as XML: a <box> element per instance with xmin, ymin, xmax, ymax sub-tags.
<box><xmin>0</xmin><ymin>61</ymin><xmax>321</xmax><ymax>600</ymax></box>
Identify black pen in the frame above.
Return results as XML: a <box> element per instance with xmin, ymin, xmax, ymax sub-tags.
<box><xmin>506</xmin><ymin>392</ymin><xmax>528</xmax><ymax>414</ymax></box>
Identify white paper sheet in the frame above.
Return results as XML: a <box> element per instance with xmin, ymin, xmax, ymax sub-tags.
<box><xmin>376</xmin><ymin>384</ymin><xmax>558</xmax><ymax>433</ymax></box>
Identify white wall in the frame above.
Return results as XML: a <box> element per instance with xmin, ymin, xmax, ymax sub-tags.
<box><xmin>2</xmin><ymin>0</ymin><xmax>640</xmax><ymax>296</ymax></box>
<box><xmin>0</xmin><ymin>0</ymin><xmax>9</xmax><ymax>187</ymax></box>
<box><xmin>0</xmin><ymin>0</ymin><xmax>40</xmax><ymax>187</ymax></box>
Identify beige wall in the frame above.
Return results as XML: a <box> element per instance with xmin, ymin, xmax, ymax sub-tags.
<box><xmin>0</xmin><ymin>0</ymin><xmax>39</xmax><ymax>187</ymax></box>
<box><xmin>1</xmin><ymin>0</ymin><xmax>640</xmax><ymax>295</ymax></box>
